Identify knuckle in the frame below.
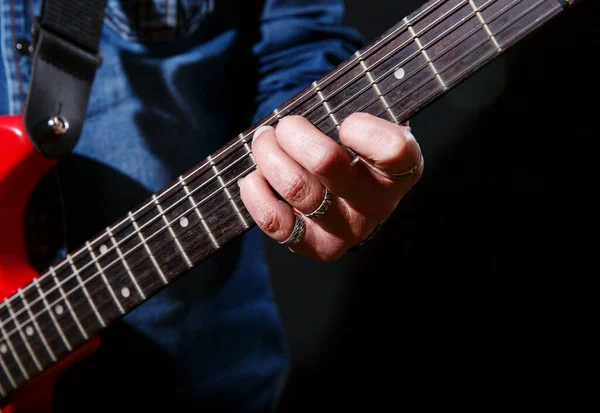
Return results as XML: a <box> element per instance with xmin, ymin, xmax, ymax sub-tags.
<box><xmin>256</xmin><ymin>205</ymin><xmax>283</xmax><ymax>236</ymax></box>
<box><xmin>281</xmin><ymin>174</ymin><xmax>310</xmax><ymax>205</ymax></box>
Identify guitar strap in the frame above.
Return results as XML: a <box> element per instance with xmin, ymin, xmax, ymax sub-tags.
<box><xmin>23</xmin><ymin>0</ymin><xmax>107</xmax><ymax>159</ymax></box>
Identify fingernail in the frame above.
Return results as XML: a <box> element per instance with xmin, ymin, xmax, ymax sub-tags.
<box><xmin>237</xmin><ymin>177</ymin><xmax>244</xmax><ymax>187</ymax></box>
<box><xmin>252</xmin><ymin>125</ymin><xmax>273</xmax><ymax>142</ymax></box>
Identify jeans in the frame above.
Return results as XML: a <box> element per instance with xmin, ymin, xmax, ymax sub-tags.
<box><xmin>0</xmin><ymin>0</ymin><xmax>362</xmax><ymax>410</ymax></box>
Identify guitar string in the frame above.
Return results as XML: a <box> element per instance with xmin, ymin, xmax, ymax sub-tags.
<box><xmin>0</xmin><ymin>0</ymin><xmax>529</xmax><ymax>357</ymax></box>
<box><xmin>0</xmin><ymin>0</ymin><xmax>547</xmax><ymax>354</ymax></box>
<box><xmin>276</xmin><ymin>0</ymin><xmax>510</xmax><ymax>131</ymax></box>
<box><xmin>298</xmin><ymin>0</ymin><xmax>525</xmax><ymax>131</ymax></box>
<box><xmin>0</xmin><ymin>0</ymin><xmax>457</xmax><ymax>326</ymax></box>
<box><xmin>0</xmin><ymin>0</ymin><xmax>545</xmax><ymax>371</ymax></box>
<box><xmin>0</xmin><ymin>0</ymin><xmax>449</xmax><ymax>332</ymax></box>
<box><xmin>0</xmin><ymin>0</ymin><xmax>540</xmax><ymax>361</ymax></box>
<box><xmin>0</xmin><ymin>0</ymin><xmax>560</xmax><ymax>381</ymax></box>
<box><xmin>318</xmin><ymin>0</ymin><xmax>548</xmax><ymax>137</ymax></box>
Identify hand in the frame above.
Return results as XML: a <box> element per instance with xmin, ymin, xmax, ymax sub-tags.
<box><xmin>239</xmin><ymin>112</ymin><xmax>423</xmax><ymax>261</ymax></box>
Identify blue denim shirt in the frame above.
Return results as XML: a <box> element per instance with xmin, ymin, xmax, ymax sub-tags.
<box><xmin>1</xmin><ymin>0</ymin><xmax>362</xmax><ymax>411</ymax></box>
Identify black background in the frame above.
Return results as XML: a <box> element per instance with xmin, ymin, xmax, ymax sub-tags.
<box><xmin>268</xmin><ymin>0</ymin><xmax>597</xmax><ymax>410</ymax></box>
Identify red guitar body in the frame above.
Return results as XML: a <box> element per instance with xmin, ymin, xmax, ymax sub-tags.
<box><xmin>0</xmin><ymin>115</ymin><xmax>99</xmax><ymax>413</ymax></box>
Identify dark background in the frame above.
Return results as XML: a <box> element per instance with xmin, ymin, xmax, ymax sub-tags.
<box><xmin>268</xmin><ymin>0</ymin><xmax>597</xmax><ymax>410</ymax></box>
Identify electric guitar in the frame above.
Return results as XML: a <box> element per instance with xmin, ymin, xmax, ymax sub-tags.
<box><xmin>0</xmin><ymin>0</ymin><xmax>585</xmax><ymax>411</ymax></box>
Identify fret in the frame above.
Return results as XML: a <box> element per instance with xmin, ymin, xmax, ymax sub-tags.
<box><xmin>439</xmin><ymin>29</ymin><xmax>499</xmax><ymax>87</ymax></box>
<box><xmin>321</xmin><ymin>81</ymin><xmax>388</xmax><ymax>129</ymax></box>
<box><xmin>104</xmin><ymin>227</ymin><xmax>147</xmax><ymax>302</ymax></box>
<box><xmin>128</xmin><ymin>211</ymin><xmax>169</xmax><ymax>284</ymax></box>
<box><xmin>182</xmin><ymin>159</ymin><xmax>248</xmax><ymax>245</ymax></box>
<box><xmin>0</xmin><ymin>317</ymin><xmax>18</xmax><ymax>390</ymax></box>
<box><xmin>319</xmin><ymin>75</ymin><xmax>370</xmax><ymax>121</ymax></box>
<box><xmin>313</xmin><ymin>67</ymin><xmax>358</xmax><ymax>113</ymax></box>
<box><xmin>0</xmin><ymin>305</ymin><xmax>32</xmax><ymax>381</ymax></box>
<box><xmin>469</xmin><ymin>0</ymin><xmax>503</xmax><ymax>51</ymax></box>
<box><xmin>239</xmin><ymin>133</ymin><xmax>256</xmax><ymax>164</ymax></box>
<box><xmin>382</xmin><ymin>61</ymin><xmax>438</xmax><ymax>112</ymax></box>
<box><xmin>312</xmin><ymin>81</ymin><xmax>341</xmax><ymax>130</ymax></box>
<box><xmin>492</xmin><ymin>0</ymin><xmax>561</xmax><ymax>49</ymax></box>
<box><xmin>417</xmin><ymin>1</ymin><xmax>473</xmax><ymax>48</ymax></box>
<box><xmin>294</xmin><ymin>89</ymin><xmax>333</xmax><ymax>127</ymax></box>
<box><xmin>0</xmin><ymin>331</ymin><xmax>21</xmax><ymax>390</ymax></box>
<box><xmin>179</xmin><ymin>175</ymin><xmax>220</xmax><ymax>249</ymax></box>
<box><xmin>19</xmin><ymin>285</ymin><xmax>68</xmax><ymax>363</ymax></box>
<box><xmin>32</xmin><ymin>277</ymin><xmax>72</xmax><ymax>352</ymax></box>
<box><xmin>106</xmin><ymin>222</ymin><xmax>166</xmax><ymax>298</ymax></box>
<box><xmin>420</xmin><ymin>5</ymin><xmax>483</xmax><ymax>61</ymax></box>
<box><xmin>18</xmin><ymin>289</ymin><xmax>57</xmax><ymax>363</ymax></box>
<box><xmin>130</xmin><ymin>193</ymin><xmax>195</xmax><ymax>279</ymax></box>
<box><xmin>357</xmin><ymin>51</ymin><xmax>398</xmax><ymax>123</ymax></box>
<box><xmin>208</xmin><ymin>154</ymin><xmax>250</xmax><ymax>229</ymax></box>
<box><xmin>409</xmin><ymin>0</ymin><xmax>466</xmax><ymax>35</ymax></box>
<box><xmin>477</xmin><ymin>0</ymin><xmax>526</xmax><ymax>23</ymax></box>
<box><xmin>488</xmin><ymin>0</ymin><xmax>545</xmax><ymax>35</ymax></box>
<box><xmin>152</xmin><ymin>195</ymin><xmax>193</xmax><ymax>268</ymax></box>
<box><xmin>45</xmin><ymin>266</ymin><xmax>88</xmax><ymax>341</ymax></box>
<box><xmin>404</xmin><ymin>17</ymin><xmax>448</xmax><ymax>90</ymax></box>
<box><xmin>86</xmin><ymin>241</ymin><xmax>126</xmax><ymax>315</ymax></box>
<box><xmin>51</xmin><ymin>263</ymin><xmax>102</xmax><ymax>338</ymax></box>
<box><xmin>66</xmin><ymin>255</ymin><xmax>106</xmax><ymax>328</ymax></box>
<box><xmin>132</xmin><ymin>197</ymin><xmax>190</xmax><ymax>280</ymax></box>
<box><xmin>0</xmin><ymin>347</ymin><xmax>15</xmax><ymax>394</ymax></box>
<box><xmin>3</xmin><ymin>300</ymin><xmax>43</xmax><ymax>372</ymax></box>
<box><xmin>366</xmin><ymin>36</ymin><xmax>428</xmax><ymax>97</ymax></box>
<box><xmin>390</xmin><ymin>76</ymin><xmax>445</xmax><ymax>121</ymax></box>
<box><xmin>207</xmin><ymin>144</ymin><xmax>255</xmax><ymax>225</ymax></box>
<box><xmin>157</xmin><ymin>176</ymin><xmax>223</xmax><ymax>265</ymax></box>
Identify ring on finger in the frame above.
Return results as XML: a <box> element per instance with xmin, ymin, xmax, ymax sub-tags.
<box><xmin>278</xmin><ymin>214</ymin><xmax>306</xmax><ymax>247</ymax></box>
<box><xmin>303</xmin><ymin>187</ymin><xmax>333</xmax><ymax>220</ymax></box>
<box><xmin>384</xmin><ymin>146</ymin><xmax>423</xmax><ymax>180</ymax></box>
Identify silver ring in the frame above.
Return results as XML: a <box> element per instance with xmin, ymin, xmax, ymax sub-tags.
<box><xmin>279</xmin><ymin>214</ymin><xmax>305</xmax><ymax>247</ymax></box>
<box><xmin>304</xmin><ymin>187</ymin><xmax>332</xmax><ymax>220</ymax></box>
<box><xmin>386</xmin><ymin>150</ymin><xmax>423</xmax><ymax>180</ymax></box>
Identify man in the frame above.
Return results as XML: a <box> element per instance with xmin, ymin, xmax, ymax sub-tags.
<box><xmin>1</xmin><ymin>0</ymin><xmax>422</xmax><ymax>411</ymax></box>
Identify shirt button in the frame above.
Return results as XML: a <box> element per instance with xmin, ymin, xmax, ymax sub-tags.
<box><xmin>15</xmin><ymin>38</ymin><xmax>33</xmax><ymax>56</ymax></box>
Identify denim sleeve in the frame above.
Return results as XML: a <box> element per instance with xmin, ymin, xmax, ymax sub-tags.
<box><xmin>252</xmin><ymin>0</ymin><xmax>365</xmax><ymax>123</ymax></box>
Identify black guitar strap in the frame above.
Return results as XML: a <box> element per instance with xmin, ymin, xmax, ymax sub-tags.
<box><xmin>23</xmin><ymin>0</ymin><xmax>107</xmax><ymax>159</ymax></box>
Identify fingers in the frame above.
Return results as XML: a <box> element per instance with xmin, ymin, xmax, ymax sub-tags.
<box><xmin>339</xmin><ymin>112</ymin><xmax>423</xmax><ymax>186</ymax></box>
<box><xmin>239</xmin><ymin>170</ymin><xmax>351</xmax><ymax>261</ymax></box>
<box><xmin>251</xmin><ymin>125</ymin><xmax>329</xmax><ymax>215</ymax></box>
<box><xmin>273</xmin><ymin>116</ymin><xmax>371</xmax><ymax>200</ymax></box>
<box><xmin>238</xmin><ymin>170</ymin><xmax>297</xmax><ymax>243</ymax></box>
<box><xmin>240</xmin><ymin>112</ymin><xmax>424</xmax><ymax>261</ymax></box>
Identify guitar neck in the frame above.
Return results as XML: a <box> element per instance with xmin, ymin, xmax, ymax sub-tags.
<box><xmin>0</xmin><ymin>0</ymin><xmax>578</xmax><ymax>403</ymax></box>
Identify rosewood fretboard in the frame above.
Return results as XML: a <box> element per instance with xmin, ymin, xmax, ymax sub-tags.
<box><xmin>0</xmin><ymin>0</ymin><xmax>581</xmax><ymax>404</ymax></box>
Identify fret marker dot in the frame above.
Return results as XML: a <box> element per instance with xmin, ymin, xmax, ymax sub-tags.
<box><xmin>180</xmin><ymin>217</ymin><xmax>189</xmax><ymax>228</ymax></box>
<box><xmin>121</xmin><ymin>287</ymin><xmax>130</xmax><ymax>298</ymax></box>
<box><xmin>55</xmin><ymin>304</ymin><xmax>64</xmax><ymax>315</ymax></box>
<box><xmin>0</xmin><ymin>344</ymin><xmax>7</xmax><ymax>354</ymax></box>
<box><xmin>99</xmin><ymin>244</ymin><xmax>108</xmax><ymax>254</ymax></box>
<box><xmin>25</xmin><ymin>326</ymin><xmax>34</xmax><ymax>336</ymax></box>
<box><xmin>394</xmin><ymin>67</ymin><xmax>405</xmax><ymax>80</ymax></box>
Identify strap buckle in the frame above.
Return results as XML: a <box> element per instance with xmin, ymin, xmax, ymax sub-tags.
<box><xmin>23</xmin><ymin>19</ymin><xmax>103</xmax><ymax>159</ymax></box>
